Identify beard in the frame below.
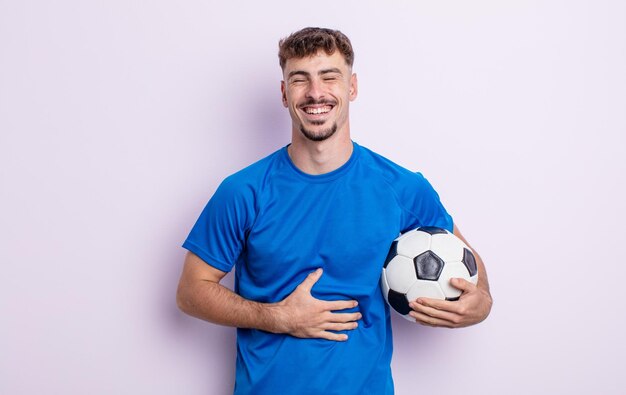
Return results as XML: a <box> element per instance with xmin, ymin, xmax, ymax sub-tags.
<box><xmin>299</xmin><ymin>121</ymin><xmax>338</xmax><ymax>142</ymax></box>
<box><xmin>296</xmin><ymin>98</ymin><xmax>338</xmax><ymax>142</ymax></box>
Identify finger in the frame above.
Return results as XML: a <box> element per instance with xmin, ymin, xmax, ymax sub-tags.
<box><xmin>413</xmin><ymin>297</ymin><xmax>463</xmax><ymax>315</ymax></box>
<box><xmin>408</xmin><ymin>310</ymin><xmax>437</xmax><ymax>326</ymax></box>
<box><xmin>323</xmin><ymin>299</ymin><xmax>359</xmax><ymax>312</ymax></box>
<box><xmin>322</xmin><ymin>321</ymin><xmax>359</xmax><ymax>331</ymax></box>
<box><xmin>409</xmin><ymin>310</ymin><xmax>453</xmax><ymax>328</ymax></box>
<box><xmin>449</xmin><ymin>277</ymin><xmax>476</xmax><ymax>292</ymax></box>
<box><xmin>318</xmin><ymin>331</ymin><xmax>349</xmax><ymax>342</ymax></box>
<box><xmin>297</xmin><ymin>268</ymin><xmax>323</xmax><ymax>293</ymax></box>
<box><xmin>326</xmin><ymin>311</ymin><xmax>362</xmax><ymax>323</ymax></box>
<box><xmin>410</xmin><ymin>300</ymin><xmax>460</xmax><ymax>323</ymax></box>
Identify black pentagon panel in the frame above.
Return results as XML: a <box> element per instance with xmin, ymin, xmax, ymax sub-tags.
<box><xmin>387</xmin><ymin>289</ymin><xmax>411</xmax><ymax>315</ymax></box>
<box><xmin>462</xmin><ymin>248</ymin><xmax>478</xmax><ymax>276</ymax></box>
<box><xmin>446</xmin><ymin>296</ymin><xmax>460</xmax><ymax>302</ymax></box>
<box><xmin>413</xmin><ymin>251</ymin><xmax>444</xmax><ymax>280</ymax></box>
<box><xmin>383</xmin><ymin>241</ymin><xmax>398</xmax><ymax>269</ymax></box>
<box><xmin>418</xmin><ymin>226</ymin><xmax>448</xmax><ymax>235</ymax></box>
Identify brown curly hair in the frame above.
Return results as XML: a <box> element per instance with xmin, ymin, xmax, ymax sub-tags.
<box><xmin>278</xmin><ymin>27</ymin><xmax>354</xmax><ymax>71</ymax></box>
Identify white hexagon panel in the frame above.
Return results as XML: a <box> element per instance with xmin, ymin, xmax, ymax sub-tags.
<box><xmin>384</xmin><ymin>255</ymin><xmax>416</xmax><ymax>294</ymax></box>
<box><xmin>396</xmin><ymin>229</ymin><xmax>431</xmax><ymax>258</ymax></box>
<box><xmin>406</xmin><ymin>280</ymin><xmax>445</xmax><ymax>303</ymax></box>
<box><xmin>429</xmin><ymin>232</ymin><xmax>467</xmax><ymax>262</ymax></box>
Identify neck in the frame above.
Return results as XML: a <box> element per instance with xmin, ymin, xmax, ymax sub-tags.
<box><xmin>288</xmin><ymin>130</ymin><xmax>353</xmax><ymax>175</ymax></box>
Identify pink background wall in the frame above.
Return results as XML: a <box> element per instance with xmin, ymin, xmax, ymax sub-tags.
<box><xmin>2</xmin><ymin>1</ymin><xmax>625</xmax><ymax>394</ymax></box>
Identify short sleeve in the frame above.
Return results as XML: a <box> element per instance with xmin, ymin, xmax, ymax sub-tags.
<box><xmin>182</xmin><ymin>175</ymin><xmax>256</xmax><ymax>272</ymax></box>
<box><xmin>398</xmin><ymin>172</ymin><xmax>453</xmax><ymax>233</ymax></box>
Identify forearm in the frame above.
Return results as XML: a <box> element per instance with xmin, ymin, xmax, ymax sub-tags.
<box><xmin>177</xmin><ymin>263</ymin><xmax>361</xmax><ymax>341</ymax></box>
<box><xmin>474</xmin><ymin>250</ymin><xmax>491</xmax><ymax>297</ymax></box>
<box><xmin>177</xmin><ymin>279</ymin><xmax>284</xmax><ymax>333</ymax></box>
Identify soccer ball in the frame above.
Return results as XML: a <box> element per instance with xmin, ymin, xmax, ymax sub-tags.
<box><xmin>381</xmin><ymin>227</ymin><xmax>478</xmax><ymax>321</ymax></box>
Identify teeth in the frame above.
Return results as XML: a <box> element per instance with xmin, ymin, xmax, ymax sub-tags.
<box><xmin>305</xmin><ymin>106</ymin><xmax>331</xmax><ymax>115</ymax></box>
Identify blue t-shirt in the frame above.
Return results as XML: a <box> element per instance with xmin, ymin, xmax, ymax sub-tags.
<box><xmin>183</xmin><ymin>142</ymin><xmax>453</xmax><ymax>395</ymax></box>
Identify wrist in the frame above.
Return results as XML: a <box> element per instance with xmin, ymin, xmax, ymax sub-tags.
<box><xmin>256</xmin><ymin>301</ymin><xmax>289</xmax><ymax>334</ymax></box>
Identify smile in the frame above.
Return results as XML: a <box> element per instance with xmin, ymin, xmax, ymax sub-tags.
<box><xmin>302</xmin><ymin>105</ymin><xmax>333</xmax><ymax>115</ymax></box>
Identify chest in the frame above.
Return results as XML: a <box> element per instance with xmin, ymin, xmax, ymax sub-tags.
<box><xmin>241</xmin><ymin>177</ymin><xmax>402</xmax><ymax>297</ymax></box>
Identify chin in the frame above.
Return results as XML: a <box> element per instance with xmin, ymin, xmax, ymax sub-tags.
<box><xmin>299</xmin><ymin>123</ymin><xmax>338</xmax><ymax>142</ymax></box>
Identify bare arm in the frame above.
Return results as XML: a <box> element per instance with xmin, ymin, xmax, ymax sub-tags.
<box><xmin>408</xmin><ymin>224</ymin><xmax>493</xmax><ymax>328</ymax></box>
<box><xmin>176</xmin><ymin>252</ymin><xmax>362</xmax><ymax>341</ymax></box>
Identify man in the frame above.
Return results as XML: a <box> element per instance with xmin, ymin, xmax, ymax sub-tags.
<box><xmin>177</xmin><ymin>27</ymin><xmax>492</xmax><ymax>395</ymax></box>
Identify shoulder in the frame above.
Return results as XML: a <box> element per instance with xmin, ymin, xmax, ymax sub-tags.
<box><xmin>356</xmin><ymin>143</ymin><xmax>430</xmax><ymax>188</ymax></box>
<box><xmin>218</xmin><ymin>147</ymin><xmax>286</xmax><ymax>197</ymax></box>
<box><xmin>355</xmin><ymin>142</ymin><xmax>451</xmax><ymax>229</ymax></box>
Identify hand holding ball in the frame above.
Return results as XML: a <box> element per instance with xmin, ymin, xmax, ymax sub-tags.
<box><xmin>381</xmin><ymin>227</ymin><xmax>478</xmax><ymax>321</ymax></box>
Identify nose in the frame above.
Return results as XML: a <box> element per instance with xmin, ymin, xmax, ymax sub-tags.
<box><xmin>305</xmin><ymin>78</ymin><xmax>325</xmax><ymax>101</ymax></box>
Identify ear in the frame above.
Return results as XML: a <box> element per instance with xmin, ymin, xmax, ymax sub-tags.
<box><xmin>281</xmin><ymin>80</ymin><xmax>288</xmax><ymax>108</ymax></box>
<box><xmin>349</xmin><ymin>73</ymin><xmax>358</xmax><ymax>101</ymax></box>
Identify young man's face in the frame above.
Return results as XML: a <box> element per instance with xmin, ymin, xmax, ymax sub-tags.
<box><xmin>281</xmin><ymin>51</ymin><xmax>358</xmax><ymax>142</ymax></box>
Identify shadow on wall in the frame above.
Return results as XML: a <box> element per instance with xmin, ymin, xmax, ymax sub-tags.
<box><xmin>160</xmin><ymin>76</ymin><xmax>289</xmax><ymax>394</ymax></box>
<box><xmin>160</xmin><ymin>232</ymin><xmax>237</xmax><ymax>394</ymax></box>
<box><xmin>241</xmin><ymin>72</ymin><xmax>291</xmax><ymax>158</ymax></box>
<box><xmin>390</xmin><ymin>312</ymin><xmax>448</xmax><ymax>351</ymax></box>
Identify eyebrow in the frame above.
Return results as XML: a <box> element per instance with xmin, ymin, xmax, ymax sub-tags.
<box><xmin>319</xmin><ymin>68</ymin><xmax>342</xmax><ymax>75</ymax></box>
<box><xmin>287</xmin><ymin>68</ymin><xmax>343</xmax><ymax>79</ymax></box>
